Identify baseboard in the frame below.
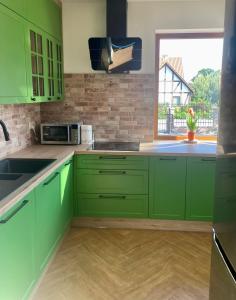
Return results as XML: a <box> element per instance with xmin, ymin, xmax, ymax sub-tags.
<box><xmin>72</xmin><ymin>217</ymin><xmax>212</xmax><ymax>233</ymax></box>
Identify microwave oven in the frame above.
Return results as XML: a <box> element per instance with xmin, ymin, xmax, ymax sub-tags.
<box><xmin>40</xmin><ymin>123</ymin><xmax>82</xmax><ymax>145</ymax></box>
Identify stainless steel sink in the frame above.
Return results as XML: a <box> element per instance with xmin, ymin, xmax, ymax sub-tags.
<box><xmin>0</xmin><ymin>158</ymin><xmax>56</xmax><ymax>202</ymax></box>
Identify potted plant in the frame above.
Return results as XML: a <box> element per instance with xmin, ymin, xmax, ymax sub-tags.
<box><xmin>186</xmin><ymin>108</ymin><xmax>197</xmax><ymax>141</ymax></box>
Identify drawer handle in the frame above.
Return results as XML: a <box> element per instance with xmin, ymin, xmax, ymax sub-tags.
<box><xmin>201</xmin><ymin>158</ymin><xmax>216</xmax><ymax>162</ymax></box>
<box><xmin>43</xmin><ymin>172</ymin><xmax>59</xmax><ymax>186</ymax></box>
<box><xmin>160</xmin><ymin>158</ymin><xmax>177</xmax><ymax>161</ymax></box>
<box><xmin>64</xmin><ymin>160</ymin><xmax>73</xmax><ymax>166</ymax></box>
<box><xmin>99</xmin><ymin>195</ymin><xmax>126</xmax><ymax>200</ymax></box>
<box><xmin>98</xmin><ymin>170</ymin><xmax>126</xmax><ymax>175</ymax></box>
<box><xmin>0</xmin><ymin>200</ymin><xmax>29</xmax><ymax>224</ymax></box>
<box><xmin>99</xmin><ymin>156</ymin><xmax>127</xmax><ymax>160</ymax></box>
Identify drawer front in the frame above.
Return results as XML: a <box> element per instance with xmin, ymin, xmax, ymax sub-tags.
<box><xmin>76</xmin><ymin>194</ymin><xmax>148</xmax><ymax>218</ymax></box>
<box><xmin>76</xmin><ymin>155</ymin><xmax>149</xmax><ymax>170</ymax></box>
<box><xmin>76</xmin><ymin>169</ymin><xmax>148</xmax><ymax>195</ymax></box>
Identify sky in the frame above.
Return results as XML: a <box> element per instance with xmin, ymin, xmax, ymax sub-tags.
<box><xmin>160</xmin><ymin>38</ymin><xmax>224</xmax><ymax>82</ymax></box>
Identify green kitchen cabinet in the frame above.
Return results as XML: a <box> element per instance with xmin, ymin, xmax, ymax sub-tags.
<box><xmin>55</xmin><ymin>40</ymin><xmax>64</xmax><ymax>100</ymax></box>
<box><xmin>77</xmin><ymin>169</ymin><xmax>148</xmax><ymax>195</ymax></box>
<box><xmin>25</xmin><ymin>0</ymin><xmax>62</xmax><ymax>40</ymax></box>
<box><xmin>77</xmin><ymin>194</ymin><xmax>148</xmax><ymax>218</ymax></box>
<box><xmin>186</xmin><ymin>157</ymin><xmax>216</xmax><ymax>221</ymax></box>
<box><xmin>0</xmin><ymin>191</ymin><xmax>35</xmax><ymax>300</ymax></box>
<box><xmin>27</xmin><ymin>25</ymin><xmax>48</xmax><ymax>103</ymax></box>
<box><xmin>0</xmin><ymin>0</ymin><xmax>26</xmax><ymax>17</ymax></box>
<box><xmin>60</xmin><ymin>157</ymin><xmax>74</xmax><ymax>232</ymax></box>
<box><xmin>27</xmin><ymin>27</ymin><xmax>64</xmax><ymax>103</ymax></box>
<box><xmin>149</xmin><ymin>156</ymin><xmax>187</xmax><ymax>220</ymax></box>
<box><xmin>45</xmin><ymin>34</ymin><xmax>57</xmax><ymax>101</ymax></box>
<box><xmin>0</xmin><ymin>5</ymin><xmax>30</xmax><ymax>104</ymax></box>
<box><xmin>35</xmin><ymin>170</ymin><xmax>61</xmax><ymax>274</ymax></box>
<box><xmin>75</xmin><ymin>154</ymin><xmax>149</xmax><ymax>218</ymax></box>
<box><xmin>76</xmin><ymin>155</ymin><xmax>149</xmax><ymax>170</ymax></box>
<box><xmin>44</xmin><ymin>35</ymin><xmax>64</xmax><ymax>101</ymax></box>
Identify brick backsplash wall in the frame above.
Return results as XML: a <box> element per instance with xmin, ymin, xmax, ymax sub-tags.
<box><xmin>0</xmin><ymin>104</ymin><xmax>41</xmax><ymax>158</ymax></box>
<box><xmin>41</xmin><ymin>74</ymin><xmax>155</xmax><ymax>142</ymax></box>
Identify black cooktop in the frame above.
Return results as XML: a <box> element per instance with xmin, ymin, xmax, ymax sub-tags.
<box><xmin>90</xmin><ymin>142</ymin><xmax>140</xmax><ymax>151</ymax></box>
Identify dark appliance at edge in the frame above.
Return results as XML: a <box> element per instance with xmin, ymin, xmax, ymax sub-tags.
<box><xmin>209</xmin><ymin>0</ymin><xmax>236</xmax><ymax>298</ymax></box>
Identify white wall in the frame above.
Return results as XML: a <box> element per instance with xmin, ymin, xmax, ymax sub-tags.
<box><xmin>63</xmin><ymin>0</ymin><xmax>225</xmax><ymax>74</ymax></box>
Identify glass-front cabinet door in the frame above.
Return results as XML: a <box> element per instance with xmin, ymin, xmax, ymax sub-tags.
<box><xmin>45</xmin><ymin>35</ymin><xmax>64</xmax><ymax>101</ymax></box>
<box><xmin>28</xmin><ymin>27</ymin><xmax>46</xmax><ymax>102</ymax></box>
<box><xmin>46</xmin><ymin>36</ymin><xmax>55</xmax><ymax>101</ymax></box>
<box><xmin>56</xmin><ymin>42</ymin><xmax>64</xmax><ymax>100</ymax></box>
<box><xmin>27</xmin><ymin>25</ymin><xmax>63</xmax><ymax>103</ymax></box>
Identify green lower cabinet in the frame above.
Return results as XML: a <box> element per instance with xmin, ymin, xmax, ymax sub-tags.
<box><xmin>186</xmin><ymin>157</ymin><xmax>216</xmax><ymax>221</ymax></box>
<box><xmin>76</xmin><ymin>194</ymin><xmax>148</xmax><ymax>218</ymax></box>
<box><xmin>77</xmin><ymin>169</ymin><xmax>148</xmax><ymax>195</ymax></box>
<box><xmin>76</xmin><ymin>155</ymin><xmax>149</xmax><ymax>170</ymax></box>
<box><xmin>35</xmin><ymin>170</ymin><xmax>61</xmax><ymax>274</ymax></box>
<box><xmin>0</xmin><ymin>191</ymin><xmax>35</xmax><ymax>300</ymax></box>
<box><xmin>149</xmin><ymin>157</ymin><xmax>187</xmax><ymax>220</ymax></box>
<box><xmin>60</xmin><ymin>158</ymin><xmax>73</xmax><ymax>232</ymax></box>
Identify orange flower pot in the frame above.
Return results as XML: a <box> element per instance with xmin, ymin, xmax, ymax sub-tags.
<box><xmin>188</xmin><ymin>131</ymin><xmax>195</xmax><ymax>141</ymax></box>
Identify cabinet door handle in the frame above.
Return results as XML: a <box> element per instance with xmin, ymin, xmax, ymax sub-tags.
<box><xmin>201</xmin><ymin>158</ymin><xmax>216</xmax><ymax>162</ymax></box>
<box><xmin>64</xmin><ymin>160</ymin><xmax>73</xmax><ymax>166</ymax></box>
<box><xmin>160</xmin><ymin>158</ymin><xmax>177</xmax><ymax>161</ymax></box>
<box><xmin>57</xmin><ymin>97</ymin><xmax>61</xmax><ymax>100</ymax></box>
<box><xmin>99</xmin><ymin>156</ymin><xmax>127</xmax><ymax>160</ymax></box>
<box><xmin>0</xmin><ymin>200</ymin><xmax>29</xmax><ymax>224</ymax></box>
<box><xmin>31</xmin><ymin>97</ymin><xmax>36</xmax><ymax>101</ymax></box>
<box><xmin>99</xmin><ymin>195</ymin><xmax>126</xmax><ymax>200</ymax></box>
<box><xmin>98</xmin><ymin>170</ymin><xmax>126</xmax><ymax>175</ymax></box>
<box><xmin>48</xmin><ymin>97</ymin><xmax>52</xmax><ymax>101</ymax></box>
<box><xmin>43</xmin><ymin>172</ymin><xmax>59</xmax><ymax>186</ymax></box>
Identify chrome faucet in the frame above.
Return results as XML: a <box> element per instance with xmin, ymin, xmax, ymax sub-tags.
<box><xmin>0</xmin><ymin>120</ymin><xmax>10</xmax><ymax>141</ymax></box>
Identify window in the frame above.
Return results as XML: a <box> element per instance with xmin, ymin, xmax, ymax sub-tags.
<box><xmin>154</xmin><ymin>32</ymin><xmax>224</xmax><ymax>140</ymax></box>
<box><xmin>173</xmin><ymin>96</ymin><xmax>181</xmax><ymax>105</ymax></box>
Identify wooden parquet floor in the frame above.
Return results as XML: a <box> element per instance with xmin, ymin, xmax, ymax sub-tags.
<box><xmin>33</xmin><ymin>228</ymin><xmax>212</xmax><ymax>300</ymax></box>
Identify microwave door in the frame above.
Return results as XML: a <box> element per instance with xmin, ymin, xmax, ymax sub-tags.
<box><xmin>42</xmin><ymin>125</ymin><xmax>69</xmax><ymax>144</ymax></box>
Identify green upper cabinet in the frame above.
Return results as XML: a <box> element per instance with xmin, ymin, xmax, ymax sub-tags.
<box><xmin>0</xmin><ymin>5</ymin><xmax>29</xmax><ymax>104</ymax></box>
<box><xmin>149</xmin><ymin>156</ymin><xmax>187</xmax><ymax>220</ymax></box>
<box><xmin>26</xmin><ymin>26</ymin><xmax>64</xmax><ymax>103</ymax></box>
<box><xmin>44</xmin><ymin>34</ymin><xmax>64</xmax><ymax>101</ymax></box>
<box><xmin>55</xmin><ymin>40</ymin><xmax>64</xmax><ymax>100</ymax></box>
<box><xmin>0</xmin><ymin>0</ymin><xmax>62</xmax><ymax>40</ymax></box>
<box><xmin>25</xmin><ymin>0</ymin><xmax>62</xmax><ymax>40</ymax></box>
<box><xmin>0</xmin><ymin>0</ymin><xmax>63</xmax><ymax>104</ymax></box>
<box><xmin>0</xmin><ymin>191</ymin><xmax>35</xmax><ymax>300</ymax></box>
<box><xmin>186</xmin><ymin>157</ymin><xmax>216</xmax><ymax>221</ymax></box>
<box><xmin>0</xmin><ymin>0</ymin><xmax>26</xmax><ymax>17</ymax></box>
<box><xmin>35</xmin><ymin>170</ymin><xmax>61</xmax><ymax>274</ymax></box>
<box><xmin>27</xmin><ymin>25</ymin><xmax>48</xmax><ymax>102</ymax></box>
